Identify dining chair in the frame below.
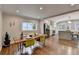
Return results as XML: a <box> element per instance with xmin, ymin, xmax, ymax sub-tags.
<box><xmin>39</xmin><ymin>35</ymin><xmax>46</xmax><ymax>46</ymax></box>
<box><xmin>23</xmin><ymin>39</ymin><xmax>35</xmax><ymax>55</ymax></box>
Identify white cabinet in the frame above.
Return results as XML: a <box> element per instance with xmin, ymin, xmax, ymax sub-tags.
<box><xmin>57</xmin><ymin>20</ymin><xmax>79</xmax><ymax>31</ymax></box>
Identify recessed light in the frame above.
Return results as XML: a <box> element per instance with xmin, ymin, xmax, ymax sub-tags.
<box><xmin>16</xmin><ymin>10</ymin><xmax>20</xmax><ymax>13</ymax></box>
<box><xmin>68</xmin><ymin>21</ymin><xmax>72</xmax><ymax>23</ymax></box>
<box><xmin>70</xmin><ymin>4</ymin><xmax>75</xmax><ymax>6</ymax></box>
<box><xmin>40</xmin><ymin>7</ymin><xmax>43</xmax><ymax>10</ymax></box>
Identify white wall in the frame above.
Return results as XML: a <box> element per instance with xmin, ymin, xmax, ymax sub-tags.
<box><xmin>0</xmin><ymin>11</ymin><xmax>2</xmax><ymax>52</ymax></box>
<box><xmin>3</xmin><ymin>14</ymin><xmax>40</xmax><ymax>42</ymax></box>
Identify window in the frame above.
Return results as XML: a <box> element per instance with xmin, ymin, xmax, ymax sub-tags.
<box><xmin>22</xmin><ymin>22</ymin><xmax>37</xmax><ymax>31</ymax></box>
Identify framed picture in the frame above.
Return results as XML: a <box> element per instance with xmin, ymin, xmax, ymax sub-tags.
<box><xmin>10</xmin><ymin>22</ymin><xmax>12</xmax><ymax>27</ymax></box>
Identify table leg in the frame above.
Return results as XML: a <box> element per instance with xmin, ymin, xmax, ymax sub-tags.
<box><xmin>20</xmin><ymin>43</ymin><xmax>23</xmax><ymax>55</ymax></box>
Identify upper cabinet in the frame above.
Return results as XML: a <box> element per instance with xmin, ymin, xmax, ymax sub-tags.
<box><xmin>57</xmin><ymin>20</ymin><xmax>79</xmax><ymax>32</ymax></box>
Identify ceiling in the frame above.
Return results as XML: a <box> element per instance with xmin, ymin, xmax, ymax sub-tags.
<box><xmin>0</xmin><ymin>4</ymin><xmax>79</xmax><ymax>20</ymax></box>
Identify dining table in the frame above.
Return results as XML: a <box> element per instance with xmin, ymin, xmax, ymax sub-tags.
<box><xmin>10</xmin><ymin>34</ymin><xmax>46</xmax><ymax>55</ymax></box>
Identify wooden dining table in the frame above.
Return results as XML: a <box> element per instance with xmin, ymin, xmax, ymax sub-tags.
<box><xmin>10</xmin><ymin>34</ymin><xmax>46</xmax><ymax>54</ymax></box>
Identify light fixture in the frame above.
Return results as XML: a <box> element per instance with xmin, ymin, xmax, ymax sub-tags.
<box><xmin>16</xmin><ymin>10</ymin><xmax>20</xmax><ymax>13</ymax></box>
<box><xmin>68</xmin><ymin>21</ymin><xmax>72</xmax><ymax>23</ymax></box>
<box><xmin>70</xmin><ymin>4</ymin><xmax>75</xmax><ymax>6</ymax></box>
<box><xmin>40</xmin><ymin>7</ymin><xmax>43</xmax><ymax>10</ymax></box>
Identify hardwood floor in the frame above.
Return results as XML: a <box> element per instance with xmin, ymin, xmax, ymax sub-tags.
<box><xmin>0</xmin><ymin>36</ymin><xmax>79</xmax><ymax>55</ymax></box>
<box><xmin>0</xmin><ymin>44</ymin><xmax>19</xmax><ymax>55</ymax></box>
<box><xmin>33</xmin><ymin>37</ymin><xmax>79</xmax><ymax>55</ymax></box>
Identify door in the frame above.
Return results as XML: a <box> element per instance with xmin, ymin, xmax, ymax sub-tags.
<box><xmin>43</xmin><ymin>23</ymin><xmax>46</xmax><ymax>34</ymax></box>
<box><xmin>43</xmin><ymin>23</ymin><xmax>50</xmax><ymax>38</ymax></box>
